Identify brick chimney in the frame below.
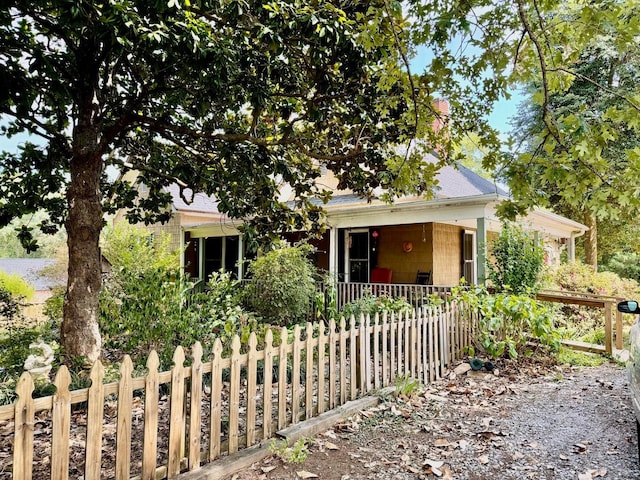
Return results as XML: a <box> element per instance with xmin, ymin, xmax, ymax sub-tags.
<box><xmin>432</xmin><ymin>98</ymin><xmax>449</xmax><ymax>134</ymax></box>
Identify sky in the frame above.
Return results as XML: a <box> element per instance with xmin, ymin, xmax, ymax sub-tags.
<box><xmin>411</xmin><ymin>45</ymin><xmax>524</xmax><ymax>138</ymax></box>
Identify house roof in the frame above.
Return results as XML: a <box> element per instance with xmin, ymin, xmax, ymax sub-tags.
<box><xmin>0</xmin><ymin>258</ymin><xmax>63</xmax><ymax>291</ymax></box>
<box><xmin>162</xmin><ymin>155</ymin><xmax>585</xmax><ymax>239</ymax></box>
<box><xmin>164</xmin><ymin>184</ymin><xmax>221</xmax><ymax>215</ymax></box>
<box><xmin>167</xmin><ymin>162</ymin><xmax>508</xmax><ymax>214</ymax></box>
<box><xmin>435</xmin><ymin>164</ymin><xmax>508</xmax><ymax>198</ymax></box>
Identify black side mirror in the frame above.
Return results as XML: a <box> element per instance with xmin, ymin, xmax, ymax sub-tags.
<box><xmin>618</xmin><ymin>300</ymin><xmax>640</xmax><ymax>314</ymax></box>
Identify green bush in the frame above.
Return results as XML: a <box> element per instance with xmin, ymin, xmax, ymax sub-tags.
<box><xmin>243</xmin><ymin>242</ymin><xmax>317</xmax><ymax>327</ymax></box>
<box><xmin>602</xmin><ymin>251</ymin><xmax>640</xmax><ymax>283</ymax></box>
<box><xmin>100</xmin><ymin>265</ymin><xmax>260</xmax><ymax>367</ymax></box>
<box><xmin>100</xmin><ymin>267</ymin><xmax>192</xmax><ymax>366</ymax></box>
<box><xmin>0</xmin><ymin>270</ymin><xmax>34</xmax><ymax>301</ymax></box>
<box><xmin>340</xmin><ymin>291</ymin><xmax>412</xmax><ymax>321</ymax></box>
<box><xmin>487</xmin><ymin>222</ymin><xmax>545</xmax><ymax>295</ymax></box>
<box><xmin>99</xmin><ymin>222</ymin><xmax>193</xmax><ymax>366</ymax></box>
<box><xmin>545</xmin><ymin>260</ymin><xmax>640</xmax><ymax>299</ymax></box>
<box><xmin>101</xmin><ymin>222</ymin><xmax>179</xmax><ymax>273</ymax></box>
<box><xmin>189</xmin><ymin>271</ymin><xmax>262</xmax><ymax>350</ymax></box>
<box><xmin>0</xmin><ymin>286</ymin><xmax>58</xmax><ymax>380</ymax></box>
<box><xmin>451</xmin><ymin>285</ymin><xmax>560</xmax><ymax>359</ymax></box>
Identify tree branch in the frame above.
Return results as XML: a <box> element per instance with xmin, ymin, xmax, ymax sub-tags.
<box><xmin>547</xmin><ymin>66</ymin><xmax>640</xmax><ymax>113</ymax></box>
<box><xmin>516</xmin><ymin>0</ymin><xmax>563</xmax><ymax>148</ymax></box>
<box><xmin>135</xmin><ymin>113</ymin><xmax>367</xmax><ymax>163</ymax></box>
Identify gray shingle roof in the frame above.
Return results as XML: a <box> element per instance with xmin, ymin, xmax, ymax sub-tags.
<box><xmin>164</xmin><ymin>184</ymin><xmax>220</xmax><ymax>214</ymax></box>
<box><xmin>165</xmin><ymin>157</ymin><xmax>507</xmax><ymax>214</ymax></box>
<box><xmin>435</xmin><ymin>164</ymin><xmax>508</xmax><ymax>198</ymax></box>
<box><xmin>0</xmin><ymin>258</ymin><xmax>63</xmax><ymax>291</ymax></box>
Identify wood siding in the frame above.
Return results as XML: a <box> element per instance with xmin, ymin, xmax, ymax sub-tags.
<box><xmin>376</xmin><ymin>224</ymin><xmax>434</xmax><ymax>284</ymax></box>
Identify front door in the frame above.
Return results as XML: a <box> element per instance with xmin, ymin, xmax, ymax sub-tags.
<box><xmin>346</xmin><ymin>230</ymin><xmax>370</xmax><ymax>283</ymax></box>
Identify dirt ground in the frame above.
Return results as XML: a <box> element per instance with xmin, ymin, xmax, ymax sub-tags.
<box><xmin>230</xmin><ymin>359</ymin><xmax>640</xmax><ymax>480</ymax></box>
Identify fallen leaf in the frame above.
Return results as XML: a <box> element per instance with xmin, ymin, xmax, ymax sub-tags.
<box><xmin>424</xmin><ymin>459</ymin><xmax>444</xmax><ymax>469</ymax></box>
<box><xmin>434</xmin><ymin>438</ymin><xmax>450</xmax><ymax>447</ymax></box>
<box><xmin>574</xmin><ymin>443</ymin><xmax>588</xmax><ymax>453</ymax></box>
<box><xmin>589</xmin><ymin>468</ymin><xmax>607</xmax><ymax>478</ymax></box>
<box><xmin>478</xmin><ymin>430</ymin><xmax>505</xmax><ymax>439</ymax></box>
<box><xmin>390</xmin><ymin>405</ymin><xmax>404</xmax><ymax>416</ymax></box>
<box><xmin>478</xmin><ymin>454</ymin><xmax>489</xmax><ymax>465</ymax></box>
<box><xmin>441</xmin><ymin>465</ymin><xmax>455</xmax><ymax>479</ymax></box>
<box><xmin>261</xmin><ymin>466</ymin><xmax>277</xmax><ymax>473</ymax></box>
<box><xmin>296</xmin><ymin>471</ymin><xmax>318</xmax><ymax>479</ymax></box>
<box><xmin>325</xmin><ymin>441</ymin><xmax>339</xmax><ymax>450</ymax></box>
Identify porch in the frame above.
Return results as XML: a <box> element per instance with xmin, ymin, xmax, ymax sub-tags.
<box><xmin>181</xmin><ymin>195</ymin><xmax>586</xmax><ymax>291</ymax></box>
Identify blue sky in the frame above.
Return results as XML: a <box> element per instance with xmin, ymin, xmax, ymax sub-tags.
<box><xmin>411</xmin><ymin>45</ymin><xmax>523</xmax><ymax>137</ymax></box>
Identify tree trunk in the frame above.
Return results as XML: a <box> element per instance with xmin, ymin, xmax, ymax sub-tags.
<box><xmin>583</xmin><ymin>212</ymin><xmax>598</xmax><ymax>268</ymax></box>
<box><xmin>61</xmin><ymin>142</ymin><xmax>104</xmax><ymax>364</ymax></box>
<box><xmin>61</xmin><ymin>47</ymin><xmax>104</xmax><ymax>364</ymax></box>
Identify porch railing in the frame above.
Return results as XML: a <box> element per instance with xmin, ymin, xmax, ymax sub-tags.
<box><xmin>336</xmin><ymin>282</ymin><xmax>453</xmax><ymax>310</ymax></box>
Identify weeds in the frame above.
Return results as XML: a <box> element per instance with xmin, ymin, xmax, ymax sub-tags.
<box><xmin>268</xmin><ymin>438</ymin><xmax>310</xmax><ymax>464</ymax></box>
<box><xmin>395</xmin><ymin>374</ymin><xmax>421</xmax><ymax>398</ymax></box>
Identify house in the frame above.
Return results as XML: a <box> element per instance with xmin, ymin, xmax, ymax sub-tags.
<box><xmin>115</xmin><ymin>159</ymin><xmax>588</xmax><ymax>288</ymax></box>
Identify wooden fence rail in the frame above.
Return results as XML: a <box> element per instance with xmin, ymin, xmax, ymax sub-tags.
<box><xmin>0</xmin><ymin>302</ymin><xmax>476</xmax><ymax>480</ymax></box>
<box><xmin>535</xmin><ymin>290</ymin><xmax>624</xmax><ymax>355</ymax></box>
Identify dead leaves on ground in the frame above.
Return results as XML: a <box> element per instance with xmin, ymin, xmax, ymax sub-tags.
<box><xmin>251</xmin><ymin>360</ymin><xmax>621</xmax><ymax>479</ymax></box>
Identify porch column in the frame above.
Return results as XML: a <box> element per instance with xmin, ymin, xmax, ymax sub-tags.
<box><xmin>568</xmin><ymin>233</ymin><xmax>576</xmax><ymax>261</ymax></box>
<box><xmin>237</xmin><ymin>235</ymin><xmax>244</xmax><ymax>279</ymax></box>
<box><xmin>198</xmin><ymin>237</ymin><xmax>205</xmax><ymax>281</ymax></box>
<box><xmin>179</xmin><ymin>228</ymin><xmax>185</xmax><ymax>275</ymax></box>
<box><xmin>476</xmin><ymin>217</ymin><xmax>487</xmax><ymax>284</ymax></box>
<box><xmin>328</xmin><ymin>226</ymin><xmax>338</xmax><ymax>277</ymax></box>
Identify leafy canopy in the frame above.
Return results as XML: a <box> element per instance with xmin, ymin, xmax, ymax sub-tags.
<box><xmin>0</xmin><ymin>0</ymin><xmax>450</xmax><ymax>247</ymax></box>
<box><xmin>493</xmin><ymin>1</ymin><xmax>640</xmax><ymax>223</ymax></box>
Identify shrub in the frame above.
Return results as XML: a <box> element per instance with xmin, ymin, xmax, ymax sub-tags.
<box><xmin>101</xmin><ymin>222</ymin><xmax>179</xmax><ymax>273</ymax></box>
<box><xmin>451</xmin><ymin>285</ymin><xmax>560</xmax><ymax>359</ymax></box>
<box><xmin>243</xmin><ymin>242</ymin><xmax>317</xmax><ymax>327</ymax></box>
<box><xmin>340</xmin><ymin>291</ymin><xmax>412</xmax><ymax>321</ymax></box>
<box><xmin>541</xmin><ymin>261</ymin><xmax>640</xmax><ymax>345</ymax></box>
<box><xmin>0</xmin><ymin>270</ymin><xmax>34</xmax><ymax>301</ymax></box>
<box><xmin>188</xmin><ymin>271</ymin><xmax>262</xmax><ymax>350</ymax></box>
<box><xmin>546</xmin><ymin>261</ymin><xmax>640</xmax><ymax>299</ymax></box>
<box><xmin>602</xmin><ymin>251</ymin><xmax>640</xmax><ymax>283</ymax></box>
<box><xmin>0</xmin><ymin>285</ymin><xmax>59</xmax><ymax>380</ymax></box>
<box><xmin>487</xmin><ymin>222</ymin><xmax>545</xmax><ymax>294</ymax></box>
<box><xmin>100</xmin><ymin>267</ymin><xmax>190</xmax><ymax>366</ymax></box>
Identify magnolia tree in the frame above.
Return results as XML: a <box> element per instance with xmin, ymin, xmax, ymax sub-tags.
<box><xmin>0</xmin><ymin>1</ymin><xmax>459</xmax><ymax>363</ymax></box>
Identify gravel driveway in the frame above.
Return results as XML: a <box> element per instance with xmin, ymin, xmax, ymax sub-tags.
<box><xmin>231</xmin><ymin>360</ymin><xmax>640</xmax><ymax>480</ymax></box>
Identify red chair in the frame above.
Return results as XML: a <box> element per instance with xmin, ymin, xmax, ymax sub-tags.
<box><xmin>371</xmin><ymin>267</ymin><xmax>392</xmax><ymax>284</ymax></box>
